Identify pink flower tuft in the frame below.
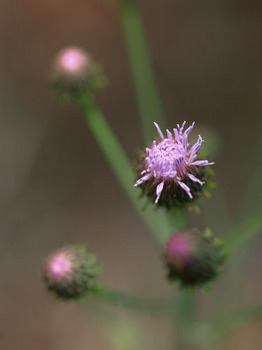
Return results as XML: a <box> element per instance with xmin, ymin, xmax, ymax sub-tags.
<box><xmin>135</xmin><ymin>122</ymin><xmax>214</xmax><ymax>204</ymax></box>
<box><xmin>53</xmin><ymin>46</ymin><xmax>93</xmax><ymax>79</ymax></box>
<box><xmin>48</xmin><ymin>252</ymin><xmax>72</xmax><ymax>279</ymax></box>
<box><xmin>42</xmin><ymin>245</ymin><xmax>102</xmax><ymax>300</ymax></box>
<box><xmin>166</xmin><ymin>232</ymin><xmax>194</xmax><ymax>261</ymax></box>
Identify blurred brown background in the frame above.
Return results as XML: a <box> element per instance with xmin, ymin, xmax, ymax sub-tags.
<box><xmin>1</xmin><ymin>0</ymin><xmax>262</xmax><ymax>349</ymax></box>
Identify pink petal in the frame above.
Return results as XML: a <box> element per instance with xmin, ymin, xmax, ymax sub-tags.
<box><xmin>190</xmin><ymin>160</ymin><xmax>214</xmax><ymax>166</ymax></box>
<box><xmin>166</xmin><ymin>129</ymin><xmax>173</xmax><ymax>140</ymax></box>
<box><xmin>188</xmin><ymin>173</ymin><xmax>205</xmax><ymax>186</ymax></box>
<box><xmin>134</xmin><ymin>173</ymin><xmax>151</xmax><ymax>186</ymax></box>
<box><xmin>154</xmin><ymin>122</ymin><xmax>164</xmax><ymax>139</ymax></box>
<box><xmin>184</xmin><ymin>122</ymin><xmax>195</xmax><ymax>135</ymax></box>
<box><xmin>178</xmin><ymin>181</ymin><xmax>193</xmax><ymax>199</ymax></box>
<box><xmin>155</xmin><ymin>181</ymin><xmax>164</xmax><ymax>203</ymax></box>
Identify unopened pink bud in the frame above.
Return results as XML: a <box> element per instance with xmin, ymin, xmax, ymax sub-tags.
<box><xmin>53</xmin><ymin>46</ymin><xmax>93</xmax><ymax>80</ymax></box>
<box><xmin>47</xmin><ymin>251</ymin><xmax>73</xmax><ymax>279</ymax></box>
<box><xmin>50</xmin><ymin>46</ymin><xmax>106</xmax><ymax>96</ymax></box>
<box><xmin>166</xmin><ymin>232</ymin><xmax>195</xmax><ymax>263</ymax></box>
<box><xmin>42</xmin><ymin>244</ymin><xmax>102</xmax><ymax>300</ymax></box>
<box><xmin>164</xmin><ymin>230</ymin><xmax>226</xmax><ymax>288</ymax></box>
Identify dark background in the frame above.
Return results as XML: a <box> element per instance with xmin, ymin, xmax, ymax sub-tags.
<box><xmin>1</xmin><ymin>1</ymin><xmax>262</xmax><ymax>349</ymax></box>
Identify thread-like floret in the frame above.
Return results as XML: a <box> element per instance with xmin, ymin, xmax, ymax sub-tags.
<box><xmin>135</xmin><ymin>122</ymin><xmax>214</xmax><ymax>209</ymax></box>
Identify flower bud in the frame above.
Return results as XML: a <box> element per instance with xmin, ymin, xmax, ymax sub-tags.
<box><xmin>164</xmin><ymin>230</ymin><xmax>226</xmax><ymax>288</ymax></box>
<box><xmin>42</xmin><ymin>244</ymin><xmax>102</xmax><ymax>300</ymax></box>
<box><xmin>50</xmin><ymin>46</ymin><xmax>106</xmax><ymax>97</ymax></box>
<box><xmin>134</xmin><ymin>122</ymin><xmax>214</xmax><ymax>210</ymax></box>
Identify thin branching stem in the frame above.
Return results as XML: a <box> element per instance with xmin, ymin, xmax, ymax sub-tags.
<box><xmin>118</xmin><ymin>0</ymin><xmax>167</xmax><ymax>142</ymax></box>
<box><xmin>75</xmin><ymin>95</ymin><xmax>179</xmax><ymax>243</ymax></box>
<box><xmin>212</xmin><ymin>302</ymin><xmax>262</xmax><ymax>342</ymax></box>
<box><xmin>93</xmin><ymin>284</ymin><xmax>175</xmax><ymax>315</ymax></box>
<box><xmin>224</xmin><ymin>209</ymin><xmax>262</xmax><ymax>253</ymax></box>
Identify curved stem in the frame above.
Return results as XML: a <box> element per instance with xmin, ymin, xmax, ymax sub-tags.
<box><xmin>213</xmin><ymin>302</ymin><xmax>262</xmax><ymax>342</ymax></box>
<box><xmin>238</xmin><ymin>83</ymin><xmax>262</xmax><ymax>219</ymax></box>
<box><xmin>174</xmin><ymin>290</ymin><xmax>197</xmax><ymax>350</ymax></box>
<box><xmin>229</xmin><ymin>85</ymin><xmax>262</xmax><ymax>310</ymax></box>
<box><xmin>118</xmin><ymin>0</ymin><xmax>188</xmax><ymax>233</ymax></box>
<box><xmin>118</xmin><ymin>0</ymin><xmax>167</xmax><ymax>142</ymax></box>
<box><xmin>215</xmin><ymin>209</ymin><xmax>262</xmax><ymax>318</ymax></box>
<box><xmin>75</xmin><ymin>95</ymin><xmax>176</xmax><ymax>243</ymax></box>
<box><xmin>93</xmin><ymin>284</ymin><xmax>174</xmax><ymax>315</ymax></box>
<box><xmin>224</xmin><ymin>209</ymin><xmax>262</xmax><ymax>253</ymax></box>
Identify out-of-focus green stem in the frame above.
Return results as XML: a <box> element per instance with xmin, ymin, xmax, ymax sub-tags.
<box><xmin>200</xmin><ymin>183</ymin><xmax>232</xmax><ymax>234</ymax></box>
<box><xmin>224</xmin><ymin>209</ymin><xmax>262</xmax><ymax>252</ymax></box>
<box><xmin>220</xmin><ymin>209</ymin><xmax>262</xmax><ymax>312</ymax></box>
<box><xmin>212</xmin><ymin>208</ymin><xmax>262</xmax><ymax>322</ymax></box>
<box><xmin>186</xmin><ymin>302</ymin><xmax>262</xmax><ymax>348</ymax></box>
<box><xmin>174</xmin><ymin>290</ymin><xmax>197</xmax><ymax>350</ymax></box>
<box><xmin>117</xmin><ymin>0</ymin><xmax>188</xmax><ymax>230</ymax></box>
<box><xmin>238</xmin><ymin>84</ymin><xmax>262</xmax><ymax>219</ymax></box>
<box><xmin>93</xmin><ymin>284</ymin><xmax>174</xmax><ymax>315</ymax></box>
<box><xmin>224</xmin><ymin>85</ymin><xmax>262</xmax><ymax>317</ymax></box>
<box><xmin>118</xmin><ymin>0</ymin><xmax>167</xmax><ymax>142</ymax></box>
<box><xmin>212</xmin><ymin>302</ymin><xmax>262</xmax><ymax>342</ymax></box>
<box><xmin>76</xmin><ymin>95</ymin><xmax>176</xmax><ymax>243</ymax></box>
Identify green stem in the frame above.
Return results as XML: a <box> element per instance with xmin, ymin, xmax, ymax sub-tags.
<box><xmin>224</xmin><ymin>209</ymin><xmax>262</xmax><ymax>253</ymax></box>
<box><xmin>227</xmin><ymin>85</ymin><xmax>262</xmax><ymax>311</ymax></box>
<box><xmin>213</xmin><ymin>208</ymin><xmax>262</xmax><ymax>316</ymax></box>
<box><xmin>118</xmin><ymin>0</ymin><xmax>167</xmax><ymax>142</ymax></box>
<box><xmin>76</xmin><ymin>95</ymin><xmax>175</xmax><ymax>243</ymax></box>
<box><xmin>219</xmin><ymin>209</ymin><xmax>262</xmax><ymax>315</ymax></box>
<box><xmin>93</xmin><ymin>284</ymin><xmax>174</xmax><ymax>315</ymax></box>
<box><xmin>219</xmin><ymin>210</ymin><xmax>262</xmax><ymax>314</ymax></box>
<box><xmin>184</xmin><ymin>302</ymin><xmax>262</xmax><ymax>349</ymax></box>
<box><xmin>238</xmin><ymin>83</ymin><xmax>262</xmax><ymax>219</ymax></box>
<box><xmin>213</xmin><ymin>302</ymin><xmax>262</xmax><ymax>342</ymax></box>
<box><xmin>174</xmin><ymin>290</ymin><xmax>197</xmax><ymax>350</ymax></box>
<box><xmin>200</xmin><ymin>182</ymin><xmax>232</xmax><ymax>234</ymax></box>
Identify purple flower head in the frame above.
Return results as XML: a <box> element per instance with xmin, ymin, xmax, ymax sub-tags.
<box><xmin>135</xmin><ymin>122</ymin><xmax>214</xmax><ymax>208</ymax></box>
<box><xmin>164</xmin><ymin>230</ymin><xmax>226</xmax><ymax>288</ymax></box>
<box><xmin>42</xmin><ymin>244</ymin><xmax>102</xmax><ymax>300</ymax></box>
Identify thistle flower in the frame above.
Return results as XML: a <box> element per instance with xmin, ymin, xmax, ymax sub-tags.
<box><xmin>135</xmin><ymin>122</ymin><xmax>214</xmax><ymax>209</ymax></box>
<box><xmin>50</xmin><ymin>46</ymin><xmax>106</xmax><ymax>97</ymax></box>
<box><xmin>42</xmin><ymin>244</ymin><xmax>102</xmax><ymax>300</ymax></box>
<box><xmin>164</xmin><ymin>230</ymin><xmax>226</xmax><ymax>288</ymax></box>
